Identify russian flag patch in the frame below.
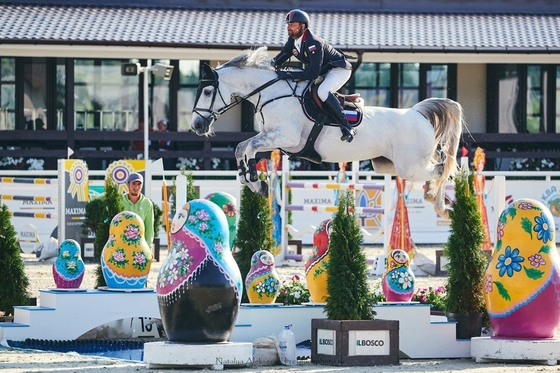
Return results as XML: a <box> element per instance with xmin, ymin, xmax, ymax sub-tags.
<box><xmin>308</xmin><ymin>45</ymin><xmax>317</xmax><ymax>53</ymax></box>
<box><xmin>344</xmin><ymin>110</ymin><xmax>358</xmax><ymax>123</ymax></box>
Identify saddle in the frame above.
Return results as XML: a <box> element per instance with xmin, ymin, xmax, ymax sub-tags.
<box><xmin>283</xmin><ymin>82</ymin><xmax>364</xmax><ymax>164</ymax></box>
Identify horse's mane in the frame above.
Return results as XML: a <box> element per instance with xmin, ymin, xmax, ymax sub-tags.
<box><xmin>219</xmin><ymin>47</ymin><xmax>274</xmax><ymax>71</ymax></box>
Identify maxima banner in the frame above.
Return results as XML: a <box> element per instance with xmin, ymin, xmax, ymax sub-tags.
<box><xmin>57</xmin><ymin>159</ymin><xmax>89</xmax><ymax>243</ymax></box>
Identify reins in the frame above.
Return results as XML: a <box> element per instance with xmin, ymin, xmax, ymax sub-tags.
<box><xmin>193</xmin><ymin>68</ymin><xmax>305</xmax><ymax>125</ymax></box>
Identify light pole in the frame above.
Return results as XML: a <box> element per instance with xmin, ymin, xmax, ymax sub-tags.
<box><xmin>121</xmin><ymin>62</ymin><xmax>174</xmax><ymax>199</ymax></box>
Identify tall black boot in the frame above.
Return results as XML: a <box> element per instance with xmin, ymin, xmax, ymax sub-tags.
<box><xmin>323</xmin><ymin>92</ymin><xmax>356</xmax><ymax>143</ymax></box>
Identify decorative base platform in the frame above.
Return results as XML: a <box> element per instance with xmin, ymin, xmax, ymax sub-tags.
<box><xmin>144</xmin><ymin>341</ymin><xmax>253</xmax><ymax>370</ymax></box>
<box><xmin>471</xmin><ymin>337</ymin><xmax>560</xmax><ymax>365</ymax></box>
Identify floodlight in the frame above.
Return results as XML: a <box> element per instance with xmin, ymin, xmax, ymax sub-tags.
<box><xmin>149</xmin><ymin>63</ymin><xmax>174</xmax><ymax>80</ymax></box>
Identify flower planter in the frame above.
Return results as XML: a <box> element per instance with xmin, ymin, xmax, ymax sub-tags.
<box><xmin>446</xmin><ymin>312</ymin><xmax>483</xmax><ymax>339</ymax></box>
<box><xmin>311</xmin><ymin>319</ymin><xmax>399</xmax><ymax>366</ymax></box>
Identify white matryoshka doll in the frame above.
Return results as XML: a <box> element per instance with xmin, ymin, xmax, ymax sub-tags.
<box><xmin>381</xmin><ymin>249</ymin><xmax>415</xmax><ymax>302</ymax></box>
<box><xmin>245</xmin><ymin>250</ymin><xmax>280</xmax><ymax>304</ymax></box>
<box><xmin>484</xmin><ymin>198</ymin><xmax>560</xmax><ymax>338</ymax></box>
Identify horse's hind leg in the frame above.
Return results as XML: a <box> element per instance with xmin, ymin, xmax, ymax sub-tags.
<box><xmin>371</xmin><ymin>157</ymin><xmax>397</xmax><ymax>175</ymax></box>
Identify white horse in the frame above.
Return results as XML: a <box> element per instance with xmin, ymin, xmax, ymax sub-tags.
<box><xmin>191</xmin><ymin>47</ymin><xmax>465</xmax><ymax>219</ymax></box>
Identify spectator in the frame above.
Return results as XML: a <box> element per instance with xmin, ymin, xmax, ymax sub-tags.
<box><xmin>157</xmin><ymin>119</ymin><xmax>171</xmax><ymax>150</ymax></box>
<box><xmin>121</xmin><ymin>172</ymin><xmax>154</xmax><ymax>248</ymax></box>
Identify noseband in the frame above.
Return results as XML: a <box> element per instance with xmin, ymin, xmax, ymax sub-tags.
<box><xmin>192</xmin><ymin>64</ymin><xmax>285</xmax><ymax>127</ymax></box>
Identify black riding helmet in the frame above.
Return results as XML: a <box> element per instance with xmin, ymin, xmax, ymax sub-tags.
<box><xmin>285</xmin><ymin>9</ymin><xmax>310</xmax><ymax>29</ymax></box>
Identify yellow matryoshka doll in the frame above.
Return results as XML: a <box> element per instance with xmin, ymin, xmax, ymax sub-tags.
<box><xmin>101</xmin><ymin>211</ymin><xmax>153</xmax><ymax>289</ymax></box>
<box><xmin>484</xmin><ymin>198</ymin><xmax>560</xmax><ymax>338</ymax></box>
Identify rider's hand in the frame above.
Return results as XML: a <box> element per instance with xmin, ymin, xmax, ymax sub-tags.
<box><xmin>276</xmin><ymin>71</ymin><xmax>292</xmax><ymax>80</ymax></box>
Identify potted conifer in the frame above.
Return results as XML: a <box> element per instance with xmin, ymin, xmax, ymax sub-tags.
<box><xmin>311</xmin><ymin>191</ymin><xmax>399</xmax><ymax>366</ymax></box>
<box><xmin>0</xmin><ymin>203</ymin><xmax>30</xmax><ymax>319</ymax></box>
<box><xmin>234</xmin><ymin>185</ymin><xmax>273</xmax><ymax>302</ymax></box>
<box><xmin>443</xmin><ymin>166</ymin><xmax>487</xmax><ymax>339</ymax></box>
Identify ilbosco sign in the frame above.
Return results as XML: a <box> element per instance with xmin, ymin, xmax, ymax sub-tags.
<box><xmin>348</xmin><ymin>330</ymin><xmax>390</xmax><ymax>356</ymax></box>
<box><xmin>316</xmin><ymin>329</ymin><xmax>336</xmax><ymax>355</ymax></box>
<box><xmin>316</xmin><ymin>329</ymin><xmax>390</xmax><ymax>356</ymax></box>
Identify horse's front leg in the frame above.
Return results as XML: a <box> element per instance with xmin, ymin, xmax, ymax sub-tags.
<box><xmin>235</xmin><ymin>138</ymin><xmax>252</xmax><ymax>185</ymax></box>
<box><xmin>241</xmin><ymin>129</ymin><xmax>300</xmax><ymax>195</ymax></box>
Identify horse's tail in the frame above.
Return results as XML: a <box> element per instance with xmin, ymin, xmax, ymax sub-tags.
<box><xmin>412</xmin><ymin>98</ymin><xmax>464</xmax><ymax>184</ymax></box>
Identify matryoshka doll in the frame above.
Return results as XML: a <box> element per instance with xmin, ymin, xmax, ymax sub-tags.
<box><xmin>305</xmin><ymin>219</ymin><xmax>331</xmax><ymax>303</ymax></box>
<box><xmin>381</xmin><ymin>249</ymin><xmax>415</xmax><ymax>302</ymax></box>
<box><xmin>205</xmin><ymin>191</ymin><xmax>237</xmax><ymax>251</ymax></box>
<box><xmin>156</xmin><ymin>199</ymin><xmax>242</xmax><ymax>342</ymax></box>
<box><xmin>52</xmin><ymin>239</ymin><xmax>85</xmax><ymax>289</ymax></box>
<box><xmin>484</xmin><ymin>198</ymin><xmax>560</xmax><ymax>338</ymax></box>
<box><xmin>101</xmin><ymin>211</ymin><xmax>153</xmax><ymax>289</ymax></box>
<box><xmin>245</xmin><ymin>250</ymin><xmax>280</xmax><ymax>303</ymax></box>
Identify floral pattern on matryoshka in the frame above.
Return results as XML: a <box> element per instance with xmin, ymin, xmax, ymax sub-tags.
<box><xmin>156</xmin><ymin>200</ymin><xmax>242</xmax><ymax>342</ymax></box>
<box><xmin>52</xmin><ymin>239</ymin><xmax>85</xmax><ymax>288</ymax></box>
<box><xmin>246</xmin><ymin>250</ymin><xmax>280</xmax><ymax>303</ymax></box>
<box><xmin>381</xmin><ymin>249</ymin><xmax>415</xmax><ymax>302</ymax></box>
<box><xmin>484</xmin><ymin>198</ymin><xmax>560</xmax><ymax>338</ymax></box>
<box><xmin>101</xmin><ymin>211</ymin><xmax>153</xmax><ymax>289</ymax></box>
<box><xmin>205</xmin><ymin>191</ymin><xmax>238</xmax><ymax>251</ymax></box>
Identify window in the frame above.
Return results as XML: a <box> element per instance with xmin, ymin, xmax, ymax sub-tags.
<box><xmin>74</xmin><ymin>59</ymin><xmax>138</xmax><ymax>131</ymax></box>
<box><xmin>492</xmin><ymin>64</ymin><xmax>558</xmax><ymax>134</ymax></box>
<box><xmin>352</xmin><ymin>63</ymin><xmax>390</xmax><ymax>107</ymax></box>
<box><xmin>177</xmin><ymin>60</ymin><xmax>200</xmax><ymax>132</ymax></box>
<box><xmin>349</xmin><ymin>62</ymin><xmax>453</xmax><ymax>108</ymax></box>
<box><xmin>23</xmin><ymin>57</ymin><xmax>47</xmax><ymax>130</ymax></box>
<box><xmin>0</xmin><ymin>58</ymin><xmax>15</xmax><ymax>130</ymax></box>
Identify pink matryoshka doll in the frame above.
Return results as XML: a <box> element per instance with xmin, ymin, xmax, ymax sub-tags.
<box><xmin>101</xmin><ymin>211</ymin><xmax>153</xmax><ymax>289</ymax></box>
<box><xmin>484</xmin><ymin>198</ymin><xmax>560</xmax><ymax>338</ymax></box>
<box><xmin>245</xmin><ymin>250</ymin><xmax>280</xmax><ymax>304</ymax></box>
<box><xmin>52</xmin><ymin>239</ymin><xmax>85</xmax><ymax>289</ymax></box>
<box><xmin>381</xmin><ymin>249</ymin><xmax>415</xmax><ymax>302</ymax></box>
<box><xmin>305</xmin><ymin>219</ymin><xmax>332</xmax><ymax>303</ymax></box>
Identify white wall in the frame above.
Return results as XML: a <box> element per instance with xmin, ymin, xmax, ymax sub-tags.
<box><xmin>457</xmin><ymin>63</ymin><xmax>486</xmax><ymax>133</ymax></box>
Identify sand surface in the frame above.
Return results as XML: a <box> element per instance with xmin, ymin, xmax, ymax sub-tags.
<box><xmin>2</xmin><ymin>246</ymin><xmax>560</xmax><ymax>372</ymax></box>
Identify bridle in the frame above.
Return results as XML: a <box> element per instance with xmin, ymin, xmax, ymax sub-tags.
<box><xmin>192</xmin><ymin>63</ymin><xmax>295</xmax><ymax>127</ymax></box>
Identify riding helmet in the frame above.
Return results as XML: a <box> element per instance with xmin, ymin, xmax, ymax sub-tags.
<box><xmin>285</xmin><ymin>9</ymin><xmax>310</xmax><ymax>28</ymax></box>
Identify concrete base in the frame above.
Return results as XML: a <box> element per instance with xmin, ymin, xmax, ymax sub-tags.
<box><xmin>144</xmin><ymin>341</ymin><xmax>253</xmax><ymax>370</ymax></box>
<box><xmin>471</xmin><ymin>337</ymin><xmax>560</xmax><ymax>365</ymax></box>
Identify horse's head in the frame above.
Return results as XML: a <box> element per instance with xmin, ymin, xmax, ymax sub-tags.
<box><xmin>191</xmin><ymin>47</ymin><xmax>276</xmax><ymax>136</ymax></box>
<box><xmin>191</xmin><ymin>63</ymin><xmax>223</xmax><ymax>136</ymax></box>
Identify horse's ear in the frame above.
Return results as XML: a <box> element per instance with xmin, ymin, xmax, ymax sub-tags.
<box><xmin>201</xmin><ymin>63</ymin><xmax>215</xmax><ymax>80</ymax></box>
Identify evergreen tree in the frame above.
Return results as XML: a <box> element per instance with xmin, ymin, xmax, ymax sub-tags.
<box><xmin>444</xmin><ymin>167</ymin><xmax>486</xmax><ymax>314</ymax></box>
<box><xmin>234</xmin><ymin>185</ymin><xmax>272</xmax><ymax>301</ymax></box>
<box><xmin>0</xmin><ymin>203</ymin><xmax>30</xmax><ymax>315</ymax></box>
<box><xmin>324</xmin><ymin>191</ymin><xmax>375</xmax><ymax>320</ymax></box>
<box><xmin>83</xmin><ymin>176</ymin><xmax>122</xmax><ymax>288</ymax></box>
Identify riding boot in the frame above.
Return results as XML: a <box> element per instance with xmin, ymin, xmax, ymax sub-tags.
<box><xmin>323</xmin><ymin>92</ymin><xmax>356</xmax><ymax>143</ymax></box>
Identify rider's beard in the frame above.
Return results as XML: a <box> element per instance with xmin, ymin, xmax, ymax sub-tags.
<box><xmin>288</xmin><ymin>27</ymin><xmax>303</xmax><ymax>39</ymax></box>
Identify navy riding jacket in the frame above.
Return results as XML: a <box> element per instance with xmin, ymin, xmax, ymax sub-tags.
<box><xmin>273</xmin><ymin>29</ymin><xmax>351</xmax><ymax>81</ymax></box>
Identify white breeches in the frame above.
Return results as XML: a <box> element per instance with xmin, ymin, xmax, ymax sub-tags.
<box><xmin>317</xmin><ymin>68</ymin><xmax>352</xmax><ymax>102</ymax></box>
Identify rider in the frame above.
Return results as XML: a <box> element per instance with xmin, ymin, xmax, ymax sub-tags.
<box><xmin>273</xmin><ymin>9</ymin><xmax>356</xmax><ymax>143</ymax></box>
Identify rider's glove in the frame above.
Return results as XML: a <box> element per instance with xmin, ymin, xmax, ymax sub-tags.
<box><xmin>276</xmin><ymin>71</ymin><xmax>292</xmax><ymax>80</ymax></box>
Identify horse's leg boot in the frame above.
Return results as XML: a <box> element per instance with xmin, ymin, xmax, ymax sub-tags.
<box><xmin>323</xmin><ymin>93</ymin><xmax>356</xmax><ymax>143</ymax></box>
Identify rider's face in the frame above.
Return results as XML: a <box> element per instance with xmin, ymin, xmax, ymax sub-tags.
<box><xmin>287</xmin><ymin>22</ymin><xmax>304</xmax><ymax>39</ymax></box>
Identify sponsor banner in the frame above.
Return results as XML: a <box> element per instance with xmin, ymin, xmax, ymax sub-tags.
<box><xmin>348</xmin><ymin>330</ymin><xmax>390</xmax><ymax>356</ymax></box>
<box><xmin>58</xmin><ymin>159</ymin><xmax>89</xmax><ymax>242</ymax></box>
<box><xmin>316</xmin><ymin>329</ymin><xmax>336</xmax><ymax>355</ymax></box>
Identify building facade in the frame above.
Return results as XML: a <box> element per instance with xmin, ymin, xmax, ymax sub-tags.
<box><xmin>1</xmin><ymin>0</ymin><xmax>560</xmax><ymax>170</ymax></box>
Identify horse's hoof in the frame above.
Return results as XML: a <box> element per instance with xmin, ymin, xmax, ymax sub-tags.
<box><xmin>247</xmin><ymin>159</ymin><xmax>258</xmax><ymax>182</ymax></box>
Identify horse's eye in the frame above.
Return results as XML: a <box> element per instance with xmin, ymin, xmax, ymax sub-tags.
<box><xmin>203</xmin><ymin>87</ymin><xmax>212</xmax><ymax>96</ymax></box>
